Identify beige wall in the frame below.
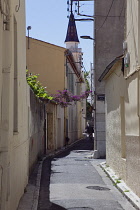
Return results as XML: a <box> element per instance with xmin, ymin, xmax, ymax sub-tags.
<box><xmin>105</xmin><ymin>62</ymin><xmax>127</xmax><ymax>181</ymax></box>
<box><xmin>0</xmin><ymin>1</ymin><xmax>30</xmax><ymax>210</ymax></box>
<box><xmin>105</xmin><ymin>61</ymin><xmax>140</xmax><ymax>197</ymax></box>
<box><xmin>104</xmin><ymin>0</ymin><xmax>140</xmax><ymax>198</ymax></box>
<box><xmin>66</xmin><ymin>61</ymin><xmax>85</xmax><ymax>142</ymax></box>
<box><xmin>26</xmin><ymin>37</ymin><xmax>86</xmax><ymax>151</ymax></box>
<box><xmin>29</xmin><ymin>89</ymin><xmax>45</xmax><ymax>173</ymax></box>
<box><xmin>26</xmin><ymin>38</ymin><xmax>66</xmax><ymax>95</ymax></box>
<box><xmin>124</xmin><ymin>0</ymin><xmax>140</xmax><ymax>195</ymax></box>
<box><xmin>46</xmin><ymin>103</ymin><xmax>64</xmax><ymax>152</ymax></box>
<box><xmin>125</xmin><ymin>0</ymin><xmax>139</xmax><ymax>73</ymax></box>
<box><xmin>56</xmin><ymin>105</ymin><xmax>65</xmax><ymax>149</ymax></box>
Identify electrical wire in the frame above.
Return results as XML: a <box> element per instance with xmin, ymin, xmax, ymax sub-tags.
<box><xmin>94</xmin><ymin>15</ymin><xmax>124</xmax><ymax>18</ymax></box>
<box><xmin>95</xmin><ymin>0</ymin><xmax>115</xmax><ymax>31</ymax></box>
<box><xmin>119</xmin><ymin>0</ymin><xmax>125</xmax><ymax>19</ymax></box>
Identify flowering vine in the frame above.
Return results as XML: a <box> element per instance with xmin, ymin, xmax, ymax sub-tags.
<box><xmin>51</xmin><ymin>89</ymin><xmax>92</xmax><ymax>107</ymax></box>
<box><xmin>26</xmin><ymin>71</ymin><xmax>91</xmax><ymax>108</ymax></box>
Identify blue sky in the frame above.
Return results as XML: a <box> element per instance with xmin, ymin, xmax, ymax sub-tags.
<box><xmin>25</xmin><ymin>0</ymin><xmax>94</xmax><ymax>72</ymax></box>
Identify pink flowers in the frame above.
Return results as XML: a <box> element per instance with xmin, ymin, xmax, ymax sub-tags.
<box><xmin>51</xmin><ymin>89</ymin><xmax>92</xmax><ymax>107</ymax></box>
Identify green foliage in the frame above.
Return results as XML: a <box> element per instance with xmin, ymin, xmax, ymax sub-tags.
<box><xmin>115</xmin><ymin>179</ymin><xmax>121</xmax><ymax>184</ymax></box>
<box><xmin>26</xmin><ymin>70</ymin><xmax>53</xmax><ymax>100</ymax></box>
<box><xmin>86</xmin><ymin>101</ymin><xmax>92</xmax><ymax>119</ymax></box>
<box><xmin>84</xmin><ymin>71</ymin><xmax>90</xmax><ymax>91</ymax></box>
<box><xmin>84</xmin><ymin>71</ymin><xmax>93</xmax><ymax>119</ymax></box>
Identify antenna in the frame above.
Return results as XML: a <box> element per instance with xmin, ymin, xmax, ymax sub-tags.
<box><xmin>67</xmin><ymin>0</ymin><xmax>78</xmax><ymax>17</ymax></box>
<box><xmin>70</xmin><ymin>0</ymin><xmax>73</xmax><ymax>13</ymax></box>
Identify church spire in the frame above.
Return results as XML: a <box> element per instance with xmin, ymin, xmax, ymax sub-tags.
<box><xmin>65</xmin><ymin>11</ymin><xmax>79</xmax><ymax>43</ymax></box>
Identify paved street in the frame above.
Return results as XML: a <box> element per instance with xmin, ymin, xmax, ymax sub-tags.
<box><xmin>37</xmin><ymin>138</ymin><xmax>136</xmax><ymax>210</ymax></box>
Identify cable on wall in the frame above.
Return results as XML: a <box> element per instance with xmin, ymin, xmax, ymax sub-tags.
<box><xmin>95</xmin><ymin>0</ymin><xmax>115</xmax><ymax>31</ymax></box>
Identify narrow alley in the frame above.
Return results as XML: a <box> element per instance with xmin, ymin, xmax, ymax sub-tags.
<box><xmin>37</xmin><ymin>138</ymin><xmax>135</xmax><ymax>210</ymax></box>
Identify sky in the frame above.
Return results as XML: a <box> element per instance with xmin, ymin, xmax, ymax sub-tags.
<box><xmin>25</xmin><ymin>0</ymin><xmax>94</xmax><ymax>72</ymax></box>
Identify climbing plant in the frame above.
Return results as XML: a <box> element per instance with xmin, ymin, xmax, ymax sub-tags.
<box><xmin>51</xmin><ymin>89</ymin><xmax>92</xmax><ymax>107</ymax></box>
<box><xmin>84</xmin><ymin>71</ymin><xmax>90</xmax><ymax>91</ymax></box>
<box><xmin>26</xmin><ymin>71</ymin><xmax>53</xmax><ymax>100</ymax></box>
<box><xmin>26</xmin><ymin>71</ymin><xmax>91</xmax><ymax>107</ymax></box>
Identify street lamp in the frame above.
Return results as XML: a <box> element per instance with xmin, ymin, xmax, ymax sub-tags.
<box><xmin>27</xmin><ymin>26</ymin><xmax>31</xmax><ymax>49</ymax></box>
<box><xmin>75</xmin><ymin>18</ymin><xmax>94</xmax><ymax>22</ymax></box>
<box><xmin>80</xmin><ymin>35</ymin><xmax>95</xmax><ymax>40</ymax></box>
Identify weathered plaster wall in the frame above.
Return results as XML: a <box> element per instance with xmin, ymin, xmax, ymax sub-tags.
<box><xmin>105</xmin><ymin>63</ymin><xmax>140</xmax><ymax>197</ymax></box>
<box><xmin>46</xmin><ymin>103</ymin><xmax>65</xmax><ymax>152</ymax></box>
<box><xmin>126</xmin><ymin>0</ymin><xmax>139</xmax><ymax>74</ymax></box>
<box><xmin>125</xmin><ymin>73</ymin><xmax>140</xmax><ymax>196</ymax></box>
<box><xmin>94</xmin><ymin>0</ymin><xmax>125</xmax><ymax>158</ymax></box>
<box><xmin>105</xmin><ymin>62</ymin><xmax>127</xmax><ymax>181</ymax></box>
<box><xmin>0</xmin><ymin>1</ymin><xmax>30</xmax><ymax>209</ymax></box>
<box><xmin>56</xmin><ymin>105</ymin><xmax>64</xmax><ymax>149</ymax></box>
<box><xmin>29</xmin><ymin>89</ymin><xmax>45</xmax><ymax>173</ymax></box>
<box><xmin>46</xmin><ymin>104</ymin><xmax>56</xmax><ymax>151</ymax></box>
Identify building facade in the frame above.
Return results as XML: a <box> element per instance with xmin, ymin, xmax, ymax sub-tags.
<box><xmin>99</xmin><ymin>0</ymin><xmax>140</xmax><ymax>198</ymax></box>
<box><xmin>26</xmin><ymin>34</ymin><xmax>86</xmax><ymax>151</ymax></box>
<box><xmin>0</xmin><ymin>1</ymin><xmax>47</xmax><ymax>209</ymax></box>
<box><xmin>65</xmin><ymin>11</ymin><xmax>86</xmax><ymax>142</ymax></box>
<box><xmin>0</xmin><ymin>1</ymin><xmax>29</xmax><ymax>209</ymax></box>
<box><xmin>94</xmin><ymin>0</ymin><xmax>125</xmax><ymax>158</ymax></box>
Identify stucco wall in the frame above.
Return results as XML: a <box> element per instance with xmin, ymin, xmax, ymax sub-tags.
<box><xmin>66</xmin><ymin>61</ymin><xmax>85</xmax><ymax>142</ymax></box>
<box><xmin>56</xmin><ymin>105</ymin><xmax>65</xmax><ymax>149</ymax></box>
<box><xmin>105</xmin><ymin>62</ymin><xmax>127</xmax><ymax>181</ymax></box>
<box><xmin>125</xmin><ymin>73</ymin><xmax>140</xmax><ymax>196</ymax></box>
<box><xmin>0</xmin><ymin>1</ymin><xmax>30</xmax><ymax>210</ymax></box>
<box><xmin>29</xmin><ymin>89</ymin><xmax>45</xmax><ymax>173</ymax></box>
<box><xmin>125</xmin><ymin>0</ymin><xmax>139</xmax><ymax>74</ymax></box>
<box><xmin>94</xmin><ymin>0</ymin><xmax>125</xmax><ymax>158</ymax></box>
<box><xmin>105</xmin><ymin>62</ymin><xmax>140</xmax><ymax>197</ymax></box>
<box><xmin>46</xmin><ymin>103</ymin><xmax>65</xmax><ymax>152</ymax></box>
<box><xmin>122</xmin><ymin>0</ymin><xmax>140</xmax><ymax>196</ymax></box>
<box><xmin>26</xmin><ymin>38</ymin><xmax>66</xmax><ymax>95</ymax></box>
